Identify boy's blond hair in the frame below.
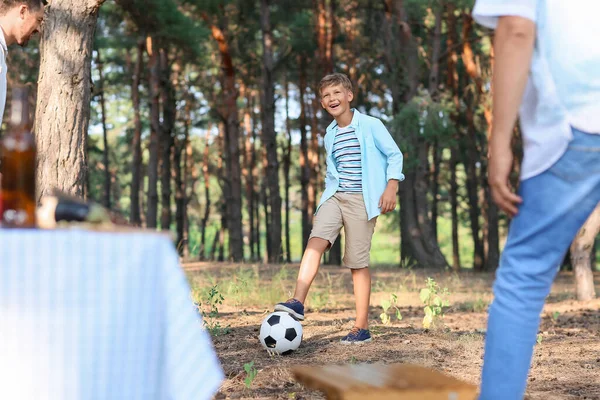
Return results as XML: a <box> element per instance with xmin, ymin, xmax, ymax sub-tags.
<box><xmin>318</xmin><ymin>73</ymin><xmax>353</xmax><ymax>96</ymax></box>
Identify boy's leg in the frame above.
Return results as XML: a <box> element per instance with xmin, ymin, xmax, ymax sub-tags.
<box><xmin>480</xmin><ymin>130</ymin><xmax>600</xmax><ymax>399</ymax></box>
<box><xmin>292</xmin><ymin>237</ymin><xmax>330</xmax><ymax>303</ymax></box>
<box><xmin>276</xmin><ymin>195</ymin><xmax>343</xmax><ymax>313</ymax></box>
<box><xmin>351</xmin><ymin>268</ymin><xmax>371</xmax><ymax>329</ymax></box>
<box><xmin>341</xmin><ymin>193</ymin><xmax>377</xmax><ymax>330</ymax></box>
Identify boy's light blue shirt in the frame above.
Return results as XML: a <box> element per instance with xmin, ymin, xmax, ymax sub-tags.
<box><xmin>318</xmin><ymin>109</ymin><xmax>405</xmax><ymax>221</ymax></box>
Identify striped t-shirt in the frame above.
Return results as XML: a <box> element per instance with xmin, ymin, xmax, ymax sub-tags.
<box><xmin>332</xmin><ymin>125</ymin><xmax>362</xmax><ymax>192</ymax></box>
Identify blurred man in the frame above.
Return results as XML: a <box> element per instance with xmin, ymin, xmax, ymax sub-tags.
<box><xmin>473</xmin><ymin>1</ymin><xmax>600</xmax><ymax>398</ymax></box>
<box><xmin>0</xmin><ymin>0</ymin><xmax>44</xmax><ymax>126</ymax></box>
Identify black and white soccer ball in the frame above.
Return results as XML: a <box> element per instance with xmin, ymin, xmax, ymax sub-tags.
<box><xmin>259</xmin><ymin>312</ymin><xmax>303</xmax><ymax>355</ymax></box>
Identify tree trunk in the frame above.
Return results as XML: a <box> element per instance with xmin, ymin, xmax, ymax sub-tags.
<box><xmin>298</xmin><ymin>58</ymin><xmax>311</xmax><ymax>250</ymax></box>
<box><xmin>95</xmin><ymin>49</ymin><xmax>111</xmax><ymax>209</ymax></box>
<box><xmin>446</xmin><ymin>2</ymin><xmax>462</xmax><ymax>270</ymax></box>
<box><xmin>449</xmin><ymin>149</ymin><xmax>461</xmax><ymax>270</ymax></box>
<box><xmin>242</xmin><ymin>91</ymin><xmax>256</xmax><ymax>261</ymax></box>
<box><xmin>145</xmin><ymin>36</ymin><xmax>160</xmax><ymax>228</ymax></box>
<box><xmin>130</xmin><ymin>38</ymin><xmax>144</xmax><ymax>226</ymax></box>
<box><xmin>260</xmin><ymin>0</ymin><xmax>283</xmax><ymax>262</ymax></box>
<box><xmin>159</xmin><ymin>49</ymin><xmax>176</xmax><ymax>231</ymax></box>
<box><xmin>210</xmin><ymin>24</ymin><xmax>244</xmax><ymax>261</ymax></box>
<box><xmin>35</xmin><ymin>0</ymin><xmax>105</xmax><ymax>200</ymax></box>
<box><xmin>261</xmin><ymin>152</ymin><xmax>272</xmax><ymax>262</ymax></box>
<box><xmin>159</xmin><ymin>48</ymin><xmax>178</xmax><ymax>231</ymax></box>
<box><xmin>461</xmin><ymin>13</ymin><xmax>485</xmax><ymax>270</ymax></box>
<box><xmin>570</xmin><ymin>203</ymin><xmax>600</xmax><ymax>301</ymax></box>
<box><xmin>428</xmin><ymin>2</ymin><xmax>443</xmax><ymax>96</ymax></box>
<box><xmin>283</xmin><ymin>77</ymin><xmax>293</xmax><ymax>263</ymax></box>
<box><xmin>175</xmin><ymin>92</ymin><xmax>191</xmax><ymax>256</ymax></box>
<box><xmin>199</xmin><ymin>128</ymin><xmax>211</xmax><ymax>261</ymax></box>
<box><xmin>431</xmin><ymin>142</ymin><xmax>441</xmax><ymax>241</ymax></box>
<box><xmin>251</xmin><ymin>101</ymin><xmax>261</xmax><ymax>261</ymax></box>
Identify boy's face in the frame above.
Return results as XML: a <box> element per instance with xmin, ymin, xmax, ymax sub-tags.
<box><xmin>320</xmin><ymin>84</ymin><xmax>353</xmax><ymax>118</ymax></box>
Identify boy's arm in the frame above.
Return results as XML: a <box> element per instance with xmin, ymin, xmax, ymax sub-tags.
<box><xmin>372</xmin><ymin>119</ymin><xmax>404</xmax><ymax>213</ymax></box>
<box><xmin>488</xmin><ymin>15</ymin><xmax>535</xmax><ymax>216</ymax></box>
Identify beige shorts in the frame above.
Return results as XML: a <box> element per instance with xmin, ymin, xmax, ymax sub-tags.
<box><xmin>309</xmin><ymin>192</ymin><xmax>377</xmax><ymax>269</ymax></box>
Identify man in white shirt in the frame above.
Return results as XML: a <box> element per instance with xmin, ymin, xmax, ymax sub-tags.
<box><xmin>0</xmin><ymin>0</ymin><xmax>44</xmax><ymax>127</ymax></box>
<box><xmin>473</xmin><ymin>1</ymin><xmax>600</xmax><ymax>399</ymax></box>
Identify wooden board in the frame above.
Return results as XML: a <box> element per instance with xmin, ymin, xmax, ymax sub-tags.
<box><xmin>292</xmin><ymin>363</ymin><xmax>478</xmax><ymax>400</ymax></box>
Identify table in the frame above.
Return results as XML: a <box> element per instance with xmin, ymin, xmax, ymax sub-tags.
<box><xmin>0</xmin><ymin>229</ymin><xmax>223</xmax><ymax>400</ymax></box>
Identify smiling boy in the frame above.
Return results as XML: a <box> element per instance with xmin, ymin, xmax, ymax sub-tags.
<box><xmin>275</xmin><ymin>73</ymin><xmax>404</xmax><ymax>344</ymax></box>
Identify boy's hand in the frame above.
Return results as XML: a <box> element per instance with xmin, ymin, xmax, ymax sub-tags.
<box><xmin>488</xmin><ymin>143</ymin><xmax>522</xmax><ymax>217</ymax></box>
<box><xmin>379</xmin><ymin>180</ymin><xmax>399</xmax><ymax>214</ymax></box>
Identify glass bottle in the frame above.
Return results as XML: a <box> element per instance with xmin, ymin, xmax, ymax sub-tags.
<box><xmin>0</xmin><ymin>85</ymin><xmax>36</xmax><ymax>228</ymax></box>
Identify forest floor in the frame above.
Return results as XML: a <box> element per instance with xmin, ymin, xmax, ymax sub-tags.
<box><xmin>185</xmin><ymin>262</ymin><xmax>600</xmax><ymax>399</ymax></box>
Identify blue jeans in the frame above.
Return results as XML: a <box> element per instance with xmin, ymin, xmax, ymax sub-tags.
<box><xmin>480</xmin><ymin>128</ymin><xmax>600</xmax><ymax>399</ymax></box>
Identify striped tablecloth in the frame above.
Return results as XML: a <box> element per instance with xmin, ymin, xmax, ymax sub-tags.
<box><xmin>0</xmin><ymin>229</ymin><xmax>223</xmax><ymax>400</ymax></box>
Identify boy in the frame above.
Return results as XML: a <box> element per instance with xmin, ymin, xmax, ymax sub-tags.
<box><xmin>274</xmin><ymin>73</ymin><xmax>404</xmax><ymax>344</ymax></box>
<box><xmin>473</xmin><ymin>1</ymin><xmax>600</xmax><ymax>398</ymax></box>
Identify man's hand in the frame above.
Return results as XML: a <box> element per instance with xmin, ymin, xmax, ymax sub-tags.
<box><xmin>486</xmin><ymin>15</ymin><xmax>534</xmax><ymax>217</ymax></box>
<box><xmin>488</xmin><ymin>142</ymin><xmax>522</xmax><ymax>217</ymax></box>
<box><xmin>379</xmin><ymin>180</ymin><xmax>398</xmax><ymax>214</ymax></box>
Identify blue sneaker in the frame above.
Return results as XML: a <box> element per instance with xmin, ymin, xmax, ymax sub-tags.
<box><xmin>341</xmin><ymin>327</ymin><xmax>372</xmax><ymax>344</ymax></box>
<box><xmin>274</xmin><ymin>298</ymin><xmax>305</xmax><ymax>320</ymax></box>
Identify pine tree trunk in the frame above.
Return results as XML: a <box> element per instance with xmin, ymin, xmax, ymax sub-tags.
<box><xmin>283</xmin><ymin>78</ymin><xmax>293</xmax><ymax>263</ymax></box>
<box><xmin>145</xmin><ymin>36</ymin><xmax>160</xmax><ymax>228</ymax></box>
<box><xmin>571</xmin><ymin>203</ymin><xmax>600</xmax><ymax>301</ymax></box>
<box><xmin>431</xmin><ymin>142</ymin><xmax>441</xmax><ymax>240</ymax></box>
<box><xmin>35</xmin><ymin>0</ymin><xmax>105</xmax><ymax>200</ymax></box>
<box><xmin>462</xmin><ymin>13</ymin><xmax>485</xmax><ymax>270</ymax></box>
<box><xmin>130</xmin><ymin>38</ymin><xmax>144</xmax><ymax>226</ymax></box>
<box><xmin>174</xmin><ymin>92</ymin><xmax>190</xmax><ymax>256</ymax></box>
<box><xmin>260</xmin><ymin>0</ymin><xmax>283</xmax><ymax>262</ymax></box>
<box><xmin>450</xmin><ymin>149</ymin><xmax>461</xmax><ymax>270</ymax></box>
<box><xmin>199</xmin><ymin>128</ymin><xmax>211</xmax><ymax>261</ymax></box>
<box><xmin>159</xmin><ymin>49</ymin><xmax>175</xmax><ymax>231</ymax></box>
<box><xmin>96</xmin><ymin>49</ymin><xmax>111</xmax><ymax>209</ymax></box>
<box><xmin>243</xmin><ymin>91</ymin><xmax>256</xmax><ymax>260</ymax></box>
<box><xmin>446</xmin><ymin>2</ymin><xmax>461</xmax><ymax>270</ymax></box>
<box><xmin>298</xmin><ymin>58</ymin><xmax>311</xmax><ymax>250</ymax></box>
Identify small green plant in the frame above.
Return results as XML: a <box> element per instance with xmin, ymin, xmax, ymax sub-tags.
<box><xmin>243</xmin><ymin>361</ymin><xmax>258</xmax><ymax>388</ymax></box>
<box><xmin>197</xmin><ymin>285</ymin><xmax>231</xmax><ymax>336</ymax></box>
<box><xmin>380</xmin><ymin>293</ymin><xmax>403</xmax><ymax>325</ymax></box>
<box><xmin>349</xmin><ymin>356</ymin><xmax>358</xmax><ymax>364</ymax></box>
<box><xmin>552</xmin><ymin>311</ymin><xmax>560</xmax><ymax>321</ymax></box>
<box><xmin>536</xmin><ymin>334</ymin><xmax>543</xmax><ymax>345</ymax></box>
<box><xmin>420</xmin><ymin>277</ymin><xmax>450</xmax><ymax>329</ymax></box>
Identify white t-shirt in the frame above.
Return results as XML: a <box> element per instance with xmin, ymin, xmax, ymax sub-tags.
<box><xmin>0</xmin><ymin>27</ymin><xmax>7</xmax><ymax>128</ymax></box>
<box><xmin>473</xmin><ymin>0</ymin><xmax>600</xmax><ymax>180</ymax></box>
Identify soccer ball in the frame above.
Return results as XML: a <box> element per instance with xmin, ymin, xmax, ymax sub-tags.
<box><xmin>259</xmin><ymin>312</ymin><xmax>303</xmax><ymax>355</ymax></box>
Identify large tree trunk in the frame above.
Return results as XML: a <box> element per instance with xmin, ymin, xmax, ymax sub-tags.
<box><xmin>130</xmin><ymin>38</ymin><xmax>144</xmax><ymax>226</ymax></box>
<box><xmin>571</xmin><ymin>203</ymin><xmax>600</xmax><ymax>301</ymax></box>
<box><xmin>145</xmin><ymin>36</ymin><xmax>160</xmax><ymax>228</ymax></box>
<box><xmin>382</xmin><ymin>0</ymin><xmax>446</xmax><ymax>268</ymax></box>
<box><xmin>35</xmin><ymin>0</ymin><xmax>105</xmax><ymax>200</ymax></box>
<box><xmin>260</xmin><ymin>0</ymin><xmax>283</xmax><ymax>262</ymax></box>
<box><xmin>95</xmin><ymin>49</ymin><xmax>111</xmax><ymax>209</ymax></box>
<box><xmin>462</xmin><ymin>13</ymin><xmax>485</xmax><ymax>270</ymax></box>
<box><xmin>314</xmin><ymin>0</ymin><xmax>335</xmax><ymax>75</ymax></box>
<box><xmin>203</xmin><ymin>16</ymin><xmax>244</xmax><ymax>261</ymax></box>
